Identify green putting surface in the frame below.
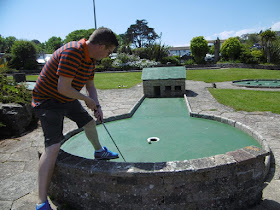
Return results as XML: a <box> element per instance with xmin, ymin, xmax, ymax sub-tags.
<box><xmin>233</xmin><ymin>79</ymin><xmax>280</xmax><ymax>88</ymax></box>
<box><xmin>61</xmin><ymin>98</ymin><xmax>260</xmax><ymax>162</ymax></box>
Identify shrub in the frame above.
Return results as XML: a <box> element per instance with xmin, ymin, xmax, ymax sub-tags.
<box><xmin>185</xmin><ymin>59</ymin><xmax>195</xmax><ymax>65</ymax></box>
<box><xmin>112</xmin><ymin>53</ymin><xmax>157</xmax><ymax>69</ymax></box>
<box><xmin>0</xmin><ymin>58</ymin><xmax>17</xmax><ymax>73</ymax></box>
<box><xmin>240</xmin><ymin>47</ymin><xmax>263</xmax><ymax>64</ymax></box>
<box><xmin>0</xmin><ymin>73</ymin><xmax>32</xmax><ymax>104</ymax></box>
<box><xmin>101</xmin><ymin>57</ymin><xmax>113</xmax><ymax>69</ymax></box>
<box><xmin>116</xmin><ymin>53</ymin><xmax>131</xmax><ymax>64</ymax></box>
<box><xmin>117</xmin><ymin>45</ymin><xmax>132</xmax><ymax>54</ymax></box>
<box><xmin>251</xmin><ymin>50</ymin><xmax>263</xmax><ymax>63</ymax></box>
<box><xmin>10</xmin><ymin>40</ymin><xmax>38</xmax><ymax>69</ymax></box>
<box><xmin>173</xmin><ymin>55</ymin><xmax>181</xmax><ymax>61</ymax></box>
<box><xmin>160</xmin><ymin>56</ymin><xmax>180</xmax><ymax>65</ymax></box>
<box><xmin>190</xmin><ymin>36</ymin><xmax>209</xmax><ymax>64</ymax></box>
<box><xmin>220</xmin><ymin>37</ymin><xmax>242</xmax><ymax>61</ymax></box>
<box><xmin>132</xmin><ymin>44</ymin><xmax>169</xmax><ymax>62</ymax></box>
<box><xmin>240</xmin><ymin>47</ymin><xmax>256</xmax><ymax>64</ymax></box>
<box><xmin>133</xmin><ymin>48</ymin><xmax>148</xmax><ymax>59</ymax></box>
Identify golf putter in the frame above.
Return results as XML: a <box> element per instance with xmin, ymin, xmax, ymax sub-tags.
<box><xmin>102</xmin><ymin>121</ymin><xmax>127</xmax><ymax>162</ymax></box>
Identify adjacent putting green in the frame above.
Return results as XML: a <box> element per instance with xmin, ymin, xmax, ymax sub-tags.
<box><xmin>232</xmin><ymin>79</ymin><xmax>280</xmax><ymax>88</ymax></box>
<box><xmin>61</xmin><ymin>98</ymin><xmax>260</xmax><ymax>162</ymax></box>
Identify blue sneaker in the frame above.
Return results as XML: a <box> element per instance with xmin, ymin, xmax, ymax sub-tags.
<box><xmin>36</xmin><ymin>200</ymin><xmax>52</xmax><ymax>210</ymax></box>
<box><xmin>94</xmin><ymin>146</ymin><xmax>119</xmax><ymax>160</ymax></box>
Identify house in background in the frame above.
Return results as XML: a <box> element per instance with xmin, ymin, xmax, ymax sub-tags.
<box><xmin>36</xmin><ymin>54</ymin><xmax>52</xmax><ymax>64</ymax></box>
<box><xmin>141</xmin><ymin>66</ymin><xmax>186</xmax><ymax>98</ymax></box>
<box><xmin>168</xmin><ymin>40</ymin><xmax>225</xmax><ymax>57</ymax></box>
<box><xmin>168</xmin><ymin>46</ymin><xmax>191</xmax><ymax>57</ymax></box>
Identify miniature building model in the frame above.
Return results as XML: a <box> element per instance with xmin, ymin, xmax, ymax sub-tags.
<box><xmin>141</xmin><ymin>66</ymin><xmax>186</xmax><ymax>97</ymax></box>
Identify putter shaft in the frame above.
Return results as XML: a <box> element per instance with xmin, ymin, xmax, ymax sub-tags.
<box><xmin>102</xmin><ymin>122</ymin><xmax>126</xmax><ymax>162</ymax></box>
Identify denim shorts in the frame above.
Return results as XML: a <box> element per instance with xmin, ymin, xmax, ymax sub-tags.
<box><xmin>34</xmin><ymin>99</ymin><xmax>93</xmax><ymax>147</ymax></box>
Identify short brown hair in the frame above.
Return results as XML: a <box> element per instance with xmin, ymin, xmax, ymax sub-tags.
<box><xmin>88</xmin><ymin>27</ymin><xmax>119</xmax><ymax>48</ymax></box>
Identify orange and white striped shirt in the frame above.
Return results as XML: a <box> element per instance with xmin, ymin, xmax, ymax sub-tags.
<box><xmin>32</xmin><ymin>39</ymin><xmax>95</xmax><ymax>107</ymax></box>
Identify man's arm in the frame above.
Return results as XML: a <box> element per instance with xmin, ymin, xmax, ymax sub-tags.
<box><xmin>57</xmin><ymin>75</ymin><xmax>97</xmax><ymax>111</ymax></box>
<box><xmin>85</xmin><ymin>79</ymin><xmax>100</xmax><ymax>106</ymax></box>
<box><xmin>85</xmin><ymin>79</ymin><xmax>103</xmax><ymax>122</ymax></box>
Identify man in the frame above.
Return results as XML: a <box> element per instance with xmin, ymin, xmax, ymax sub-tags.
<box><xmin>33</xmin><ymin>27</ymin><xmax>119</xmax><ymax>210</ymax></box>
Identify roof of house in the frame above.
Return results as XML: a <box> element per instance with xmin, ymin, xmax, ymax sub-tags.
<box><xmin>169</xmin><ymin>46</ymin><xmax>190</xmax><ymax>51</ymax></box>
<box><xmin>141</xmin><ymin>66</ymin><xmax>186</xmax><ymax>80</ymax></box>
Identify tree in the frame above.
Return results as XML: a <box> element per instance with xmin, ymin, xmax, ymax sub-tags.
<box><xmin>269</xmin><ymin>36</ymin><xmax>280</xmax><ymax>64</ymax></box>
<box><xmin>214</xmin><ymin>37</ymin><xmax>221</xmax><ymax>62</ymax></box>
<box><xmin>0</xmin><ymin>36</ymin><xmax>17</xmax><ymax>53</ymax></box>
<box><xmin>10</xmin><ymin>40</ymin><xmax>38</xmax><ymax>69</ymax></box>
<box><xmin>124</xmin><ymin>19</ymin><xmax>159</xmax><ymax>48</ymax></box>
<box><xmin>118</xmin><ymin>33</ymin><xmax>130</xmax><ymax>46</ymax></box>
<box><xmin>0</xmin><ymin>35</ymin><xmax>5</xmax><ymax>52</ymax></box>
<box><xmin>31</xmin><ymin>39</ymin><xmax>41</xmax><ymax>45</ymax></box>
<box><xmin>44</xmin><ymin>36</ymin><xmax>63</xmax><ymax>53</ymax></box>
<box><xmin>31</xmin><ymin>39</ymin><xmax>44</xmax><ymax>55</ymax></box>
<box><xmin>190</xmin><ymin>36</ymin><xmax>209</xmax><ymax>64</ymax></box>
<box><xmin>133</xmin><ymin>43</ymin><xmax>169</xmax><ymax>62</ymax></box>
<box><xmin>220</xmin><ymin>37</ymin><xmax>242</xmax><ymax>61</ymax></box>
<box><xmin>247</xmin><ymin>33</ymin><xmax>260</xmax><ymax>45</ymax></box>
<box><xmin>240</xmin><ymin>45</ymin><xmax>261</xmax><ymax>64</ymax></box>
<box><xmin>64</xmin><ymin>29</ymin><xmax>95</xmax><ymax>44</ymax></box>
<box><xmin>260</xmin><ymin>29</ymin><xmax>277</xmax><ymax>63</ymax></box>
<box><xmin>4</xmin><ymin>36</ymin><xmax>17</xmax><ymax>53</ymax></box>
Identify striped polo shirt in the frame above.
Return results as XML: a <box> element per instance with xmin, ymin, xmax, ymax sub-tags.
<box><xmin>32</xmin><ymin>39</ymin><xmax>95</xmax><ymax>107</ymax></box>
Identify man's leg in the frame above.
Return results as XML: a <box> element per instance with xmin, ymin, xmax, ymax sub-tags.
<box><xmin>38</xmin><ymin>143</ymin><xmax>61</xmax><ymax>204</ymax></box>
<box><xmin>83</xmin><ymin>119</ymin><xmax>102</xmax><ymax>150</ymax></box>
<box><xmin>83</xmin><ymin>120</ymin><xmax>118</xmax><ymax>160</ymax></box>
<box><xmin>67</xmin><ymin>100</ymin><xmax>118</xmax><ymax>159</ymax></box>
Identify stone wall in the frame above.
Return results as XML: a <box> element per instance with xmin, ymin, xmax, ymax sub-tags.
<box><xmin>13</xmin><ymin>73</ymin><xmax>26</xmax><ymax>82</ymax></box>
<box><xmin>0</xmin><ymin>103</ymin><xmax>38</xmax><ymax>137</ymax></box>
<box><xmin>49</xmin><ymin>145</ymin><xmax>268</xmax><ymax>209</ymax></box>
<box><xmin>143</xmin><ymin>79</ymin><xmax>185</xmax><ymax>97</ymax></box>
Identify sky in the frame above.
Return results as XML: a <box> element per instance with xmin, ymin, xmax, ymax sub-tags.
<box><xmin>1</xmin><ymin>0</ymin><xmax>280</xmax><ymax>47</ymax></box>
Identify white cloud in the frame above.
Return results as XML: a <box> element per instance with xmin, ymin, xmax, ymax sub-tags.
<box><xmin>235</xmin><ymin>28</ymin><xmax>259</xmax><ymax>37</ymax></box>
<box><xmin>206</xmin><ymin>21</ymin><xmax>280</xmax><ymax>42</ymax></box>
<box><xmin>183</xmin><ymin>21</ymin><xmax>280</xmax><ymax>46</ymax></box>
<box><xmin>219</xmin><ymin>31</ymin><xmax>236</xmax><ymax>39</ymax></box>
<box><xmin>206</xmin><ymin>31</ymin><xmax>235</xmax><ymax>41</ymax></box>
<box><xmin>271</xmin><ymin>21</ymin><xmax>280</xmax><ymax>31</ymax></box>
<box><xmin>206</xmin><ymin>27</ymin><xmax>262</xmax><ymax>41</ymax></box>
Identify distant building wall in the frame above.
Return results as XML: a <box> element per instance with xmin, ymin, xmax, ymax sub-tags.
<box><xmin>143</xmin><ymin>79</ymin><xmax>185</xmax><ymax>97</ymax></box>
<box><xmin>169</xmin><ymin>40</ymin><xmax>225</xmax><ymax>57</ymax></box>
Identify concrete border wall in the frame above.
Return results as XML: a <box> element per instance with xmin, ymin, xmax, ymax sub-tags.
<box><xmin>50</xmin><ymin>146</ymin><xmax>268</xmax><ymax>209</ymax></box>
<box><xmin>184</xmin><ymin>94</ymin><xmax>271</xmax><ymax>177</ymax></box>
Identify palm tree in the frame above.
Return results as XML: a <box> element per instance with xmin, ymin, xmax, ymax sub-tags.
<box><xmin>260</xmin><ymin>29</ymin><xmax>277</xmax><ymax>63</ymax></box>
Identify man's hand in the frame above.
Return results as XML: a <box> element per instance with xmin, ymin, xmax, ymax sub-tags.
<box><xmin>84</xmin><ymin>97</ymin><xmax>97</xmax><ymax>111</ymax></box>
<box><xmin>94</xmin><ymin>106</ymin><xmax>103</xmax><ymax>122</ymax></box>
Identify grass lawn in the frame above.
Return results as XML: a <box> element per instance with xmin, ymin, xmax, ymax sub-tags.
<box><xmin>26</xmin><ymin>75</ymin><xmax>39</xmax><ymax>81</ymax></box>
<box><xmin>24</xmin><ymin>72</ymin><xmax>143</xmax><ymax>89</ymax></box>
<box><xmin>187</xmin><ymin>68</ymin><xmax>280</xmax><ymax>114</ymax></box>
<box><xmin>209</xmin><ymin>89</ymin><xmax>280</xmax><ymax>114</ymax></box>
<box><xmin>8</xmin><ymin>75</ymin><xmax>39</xmax><ymax>81</ymax></box>
<box><xmin>94</xmin><ymin>72</ymin><xmax>142</xmax><ymax>89</ymax></box>
<box><xmin>187</xmin><ymin>68</ymin><xmax>280</xmax><ymax>83</ymax></box>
